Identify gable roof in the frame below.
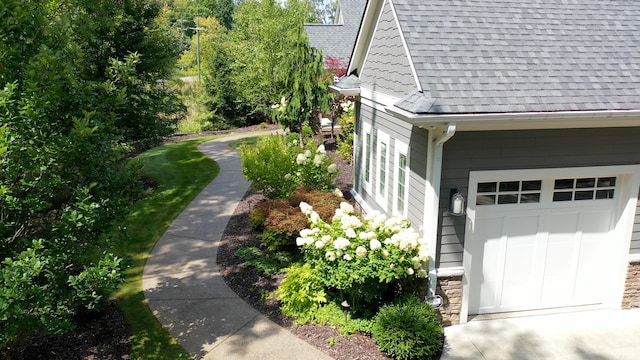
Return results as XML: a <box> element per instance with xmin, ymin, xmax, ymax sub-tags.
<box><xmin>348</xmin><ymin>0</ymin><xmax>640</xmax><ymax>115</ymax></box>
<box><xmin>304</xmin><ymin>0</ymin><xmax>367</xmax><ymax>62</ymax></box>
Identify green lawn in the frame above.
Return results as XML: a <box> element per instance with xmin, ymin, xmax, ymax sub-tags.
<box><xmin>111</xmin><ymin>135</ymin><xmax>220</xmax><ymax>359</ymax></box>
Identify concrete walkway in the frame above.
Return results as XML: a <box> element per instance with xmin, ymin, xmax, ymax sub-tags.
<box><xmin>143</xmin><ymin>131</ymin><xmax>640</xmax><ymax>360</ymax></box>
<box><xmin>142</xmin><ymin>132</ymin><xmax>332</xmax><ymax>360</ymax></box>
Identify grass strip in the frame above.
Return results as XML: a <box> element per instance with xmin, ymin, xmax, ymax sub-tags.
<box><xmin>112</xmin><ymin>136</ymin><xmax>219</xmax><ymax>359</ymax></box>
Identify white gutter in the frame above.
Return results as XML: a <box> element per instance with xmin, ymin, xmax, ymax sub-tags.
<box><xmin>328</xmin><ymin>85</ymin><xmax>361</xmax><ymax>96</ymax></box>
<box><xmin>424</xmin><ymin>122</ymin><xmax>456</xmax><ymax>298</ymax></box>
<box><xmin>387</xmin><ymin>106</ymin><xmax>640</xmax><ymax>130</ymax></box>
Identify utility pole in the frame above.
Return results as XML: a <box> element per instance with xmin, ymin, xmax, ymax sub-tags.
<box><xmin>176</xmin><ymin>19</ymin><xmax>189</xmax><ymax>71</ymax></box>
<box><xmin>189</xmin><ymin>17</ymin><xmax>205</xmax><ymax>82</ymax></box>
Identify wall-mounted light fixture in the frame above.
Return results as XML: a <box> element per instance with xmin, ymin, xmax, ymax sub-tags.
<box><xmin>449</xmin><ymin>188</ymin><xmax>466</xmax><ymax>216</ymax></box>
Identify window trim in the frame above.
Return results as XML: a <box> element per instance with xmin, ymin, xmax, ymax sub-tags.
<box><xmin>393</xmin><ymin>140</ymin><xmax>409</xmax><ymax>217</ymax></box>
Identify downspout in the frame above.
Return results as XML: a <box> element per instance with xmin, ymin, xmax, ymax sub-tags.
<box><xmin>425</xmin><ymin>123</ymin><xmax>456</xmax><ymax>298</ymax></box>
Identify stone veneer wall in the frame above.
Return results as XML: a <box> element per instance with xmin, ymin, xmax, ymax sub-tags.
<box><xmin>435</xmin><ymin>274</ymin><xmax>462</xmax><ymax>326</ymax></box>
<box><xmin>622</xmin><ymin>260</ymin><xmax>640</xmax><ymax>308</ymax></box>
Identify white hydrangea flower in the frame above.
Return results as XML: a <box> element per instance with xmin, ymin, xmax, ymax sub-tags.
<box><xmin>296</xmin><ymin>153</ymin><xmax>307</xmax><ymax>165</ymax></box>
<box><xmin>382</xmin><ymin>249</ymin><xmax>390</xmax><ymax>257</ymax></box>
<box><xmin>406</xmin><ymin>268</ymin><xmax>415</xmax><ymax>275</ymax></box>
<box><xmin>355</xmin><ymin>246</ymin><xmax>367</xmax><ymax>257</ymax></box>
<box><xmin>317</xmin><ymin>144</ymin><xmax>326</xmax><ymax>153</ymax></box>
<box><xmin>325</xmin><ymin>251</ymin><xmax>336</xmax><ymax>261</ymax></box>
<box><xmin>345</xmin><ymin>228</ymin><xmax>357</xmax><ymax>238</ymax></box>
<box><xmin>412</xmin><ymin>256</ymin><xmax>422</xmax><ymax>269</ymax></box>
<box><xmin>340</xmin><ymin>202</ymin><xmax>355</xmax><ymax>214</ymax></box>
<box><xmin>333</xmin><ymin>187</ymin><xmax>343</xmax><ymax>197</ymax></box>
<box><xmin>300</xmin><ymin>228</ymin><xmax>314</xmax><ymax>237</ymax></box>
<box><xmin>417</xmin><ymin>269</ymin><xmax>428</xmax><ymax>278</ymax></box>
<box><xmin>310</xmin><ymin>211</ymin><xmax>320</xmax><ymax>224</ymax></box>
<box><xmin>296</xmin><ymin>237</ymin><xmax>305</xmax><ymax>246</ymax></box>
<box><xmin>333</xmin><ymin>237</ymin><xmax>350</xmax><ymax>250</ymax></box>
<box><xmin>333</xmin><ymin>208</ymin><xmax>344</xmax><ymax>221</ymax></box>
<box><xmin>304</xmin><ymin>149</ymin><xmax>312</xmax><ymax>158</ymax></box>
<box><xmin>284</xmin><ymin>173</ymin><xmax>291</xmax><ymax>179</ymax></box>
<box><xmin>315</xmin><ymin>240</ymin><xmax>325</xmax><ymax>249</ymax></box>
<box><xmin>328</xmin><ymin>163</ymin><xmax>338</xmax><ymax>174</ymax></box>
<box><xmin>321</xmin><ymin>235</ymin><xmax>332</xmax><ymax>243</ymax></box>
<box><xmin>369</xmin><ymin>239</ymin><xmax>382</xmax><ymax>250</ymax></box>
<box><xmin>313</xmin><ymin>153</ymin><xmax>325</xmax><ymax>167</ymax></box>
<box><xmin>299</xmin><ymin>202</ymin><xmax>313</xmax><ymax>216</ymax></box>
<box><xmin>343</xmin><ymin>254</ymin><xmax>352</xmax><ymax>261</ymax></box>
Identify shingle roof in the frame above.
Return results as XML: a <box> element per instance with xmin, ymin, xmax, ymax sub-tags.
<box><xmin>392</xmin><ymin>0</ymin><xmax>640</xmax><ymax>114</ymax></box>
<box><xmin>304</xmin><ymin>0</ymin><xmax>367</xmax><ymax>62</ymax></box>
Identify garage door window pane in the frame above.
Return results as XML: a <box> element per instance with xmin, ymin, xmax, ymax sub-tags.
<box><xmin>478</xmin><ymin>182</ymin><xmax>497</xmax><ymax>193</ymax></box>
<box><xmin>554</xmin><ymin>179</ymin><xmax>575</xmax><ymax>189</ymax></box>
<box><xmin>522</xmin><ymin>180</ymin><xmax>542</xmax><ymax>191</ymax></box>
<box><xmin>498</xmin><ymin>194</ymin><xmax>518</xmax><ymax>204</ymax></box>
<box><xmin>596</xmin><ymin>189</ymin><xmax>615</xmax><ymax>199</ymax></box>
<box><xmin>520</xmin><ymin>193</ymin><xmax>541</xmax><ymax>203</ymax></box>
<box><xmin>575</xmin><ymin>190</ymin><xmax>594</xmax><ymax>200</ymax></box>
<box><xmin>553</xmin><ymin>191</ymin><xmax>573</xmax><ymax>202</ymax></box>
<box><xmin>576</xmin><ymin>178</ymin><xmax>595</xmax><ymax>188</ymax></box>
<box><xmin>499</xmin><ymin>181</ymin><xmax>519</xmax><ymax>192</ymax></box>
<box><xmin>598</xmin><ymin>177</ymin><xmax>616</xmax><ymax>187</ymax></box>
<box><xmin>476</xmin><ymin>194</ymin><xmax>496</xmax><ymax>205</ymax></box>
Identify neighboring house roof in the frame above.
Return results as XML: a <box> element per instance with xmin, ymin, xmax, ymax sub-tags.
<box><xmin>304</xmin><ymin>0</ymin><xmax>367</xmax><ymax>62</ymax></box>
<box><xmin>345</xmin><ymin>0</ymin><xmax>640</xmax><ymax>115</ymax></box>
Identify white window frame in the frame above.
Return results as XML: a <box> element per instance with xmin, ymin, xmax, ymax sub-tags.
<box><xmin>393</xmin><ymin>140</ymin><xmax>409</xmax><ymax>217</ymax></box>
<box><xmin>362</xmin><ymin>122</ymin><xmax>373</xmax><ymax>193</ymax></box>
<box><xmin>376</xmin><ymin>130</ymin><xmax>390</xmax><ymax>208</ymax></box>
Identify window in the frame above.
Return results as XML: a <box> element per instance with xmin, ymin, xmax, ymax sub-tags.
<box><xmin>379</xmin><ymin>142</ymin><xmax>387</xmax><ymax>197</ymax></box>
<box><xmin>552</xmin><ymin>177</ymin><xmax>616</xmax><ymax>202</ymax></box>
<box><xmin>365</xmin><ymin>132</ymin><xmax>371</xmax><ymax>183</ymax></box>
<box><xmin>362</xmin><ymin>122</ymin><xmax>372</xmax><ymax>191</ymax></box>
<box><xmin>394</xmin><ymin>140</ymin><xmax>409</xmax><ymax>216</ymax></box>
<box><xmin>376</xmin><ymin>130</ymin><xmax>390</xmax><ymax>206</ymax></box>
<box><xmin>476</xmin><ymin>180</ymin><xmax>542</xmax><ymax>206</ymax></box>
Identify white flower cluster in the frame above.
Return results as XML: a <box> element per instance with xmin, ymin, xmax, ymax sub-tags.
<box><xmin>297</xmin><ymin>201</ymin><xmax>430</xmax><ymax>277</ymax></box>
<box><xmin>340</xmin><ymin>100</ymin><xmax>353</xmax><ymax>113</ymax></box>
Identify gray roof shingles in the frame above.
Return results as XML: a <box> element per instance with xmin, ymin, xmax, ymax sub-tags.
<box><xmin>304</xmin><ymin>0</ymin><xmax>367</xmax><ymax>62</ymax></box>
<box><xmin>391</xmin><ymin>0</ymin><xmax>640</xmax><ymax>114</ymax></box>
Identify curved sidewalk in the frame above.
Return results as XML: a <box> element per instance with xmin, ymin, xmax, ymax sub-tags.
<box><xmin>142</xmin><ymin>132</ymin><xmax>332</xmax><ymax>360</ymax></box>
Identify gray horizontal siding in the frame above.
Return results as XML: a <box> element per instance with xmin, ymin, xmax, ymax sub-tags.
<box><xmin>354</xmin><ymin>103</ymin><xmax>429</xmax><ymax>231</ymax></box>
<box><xmin>359</xmin><ymin>0</ymin><xmax>416</xmax><ymax>98</ymax></box>
<box><xmin>438</xmin><ymin>127</ymin><xmax>640</xmax><ymax>268</ymax></box>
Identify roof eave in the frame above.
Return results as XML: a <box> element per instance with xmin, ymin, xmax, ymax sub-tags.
<box><xmin>329</xmin><ymin>84</ymin><xmax>361</xmax><ymax>96</ymax></box>
<box><xmin>385</xmin><ymin>106</ymin><xmax>640</xmax><ymax>131</ymax></box>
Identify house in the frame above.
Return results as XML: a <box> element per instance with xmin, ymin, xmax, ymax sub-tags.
<box><xmin>331</xmin><ymin>0</ymin><xmax>640</xmax><ymax>325</ymax></box>
<box><xmin>304</xmin><ymin>0</ymin><xmax>367</xmax><ymax>73</ymax></box>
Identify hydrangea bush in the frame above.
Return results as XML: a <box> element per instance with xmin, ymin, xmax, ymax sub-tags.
<box><xmin>296</xmin><ymin>201</ymin><xmax>429</xmax><ymax>313</ymax></box>
<box><xmin>240</xmin><ymin>135</ymin><xmax>338</xmax><ymax>198</ymax></box>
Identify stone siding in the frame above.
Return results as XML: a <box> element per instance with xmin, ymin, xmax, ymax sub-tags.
<box><xmin>622</xmin><ymin>260</ymin><xmax>640</xmax><ymax>308</ymax></box>
<box><xmin>435</xmin><ymin>274</ymin><xmax>462</xmax><ymax>326</ymax></box>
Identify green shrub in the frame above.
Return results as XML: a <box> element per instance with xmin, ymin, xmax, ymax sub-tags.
<box><xmin>239</xmin><ymin>135</ymin><xmax>299</xmax><ymax>198</ymax></box>
<box><xmin>294</xmin><ymin>142</ymin><xmax>338</xmax><ymax>191</ymax></box>
<box><xmin>275</xmin><ymin>263</ymin><xmax>327</xmax><ymax>324</ymax></box>
<box><xmin>313</xmin><ymin>302</ymin><xmax>374</xmax><ymax>336</ymax></box>
<box><xmin>259</xmin><ymin>229</ymin><xmax>294</xmax><ymax>252</ymax></box>
<box><xmin>234</xmin><ymin>247</ymin><xmax>291</xmax><ymax>275</ymax></box>
<box><xmin>372</xmin><ymin>296</ymin><xmax>444</xmax><ymax>360</ymax></box>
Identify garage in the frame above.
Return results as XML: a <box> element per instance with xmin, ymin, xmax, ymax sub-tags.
<box><xmin>463</xmin><ymin>167</ymin><xmax>637</xmax><ymax>316</ymax></box>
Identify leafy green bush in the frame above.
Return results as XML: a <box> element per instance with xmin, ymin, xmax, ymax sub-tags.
<box><xmin>294</xmin><ymin>143</ymin><xmax>338</xmax><ymax>192</ymax></box>
<box><xmin>275</xmin><ymin>263</ymin><xmax>327</xmax><ymax>324</ymax></box>
<box><xmin>259</xmin><ymin>229</ymin><xmax>294</xmax><ymax>252</ymax></box>
<box><xmin>296</xmin><ymin>202</ymin><xmax>430</xmax><ymax>315</ymax></box>
<box><xmin>372</xmin><ymin>296</ymin><xmax>444</xmax><ymax>360</ymax></box>
<box><xmin>312</xmin><ymin>302</ymin><xmax>374</xmax><ymax>336</ymax></box>
<box><xmin>234</xmin><ymin>247</ymin><xmax>291</xmax><ymax>275</ymax></box>
<box><xmin>239</xmin><ymin>135</ymin><xmax>299</xmax><ymax>198</ymax></box>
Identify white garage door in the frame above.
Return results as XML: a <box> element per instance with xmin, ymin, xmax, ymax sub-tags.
<box><xmin>467</xmin><ymin>174</ymin><xmax>620</xmax><ymax>315</ymax></box>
